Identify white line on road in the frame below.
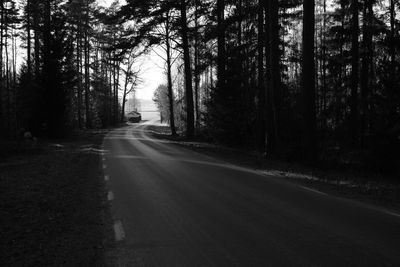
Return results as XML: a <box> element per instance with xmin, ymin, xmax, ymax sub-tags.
<box><xmin>102</xmin><ymin>164</ymin><xmax>107</xmax><ymax>169</ymax></box>
<box><xmin>104</xmin><ymin>174</ymin><xmax>110</xmax><ymax>181</ymax></box>
<box><xmin>113</xmin><ymin>220</ymin><xmax>126</xmax><ymax>241</ymax></box>
<box><xmin>107</xmin><ymin>191</ymin><xmax>114</xmax><ymax>201</ymax></box>
<box><xmin>299</xmin><ymin>186</ymin><xmax>327</xmax><ymax>196</ymax></box>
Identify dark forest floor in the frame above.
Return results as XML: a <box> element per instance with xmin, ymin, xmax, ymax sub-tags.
<box><xmin>145</xmin><ymin>124</ymin><xmax>400</xmax><ymax>213</ymax></box>
<box><xmin>0</xmin><ymin>130</ymin><xmax>112</xmax><ymax>266</ymax></box>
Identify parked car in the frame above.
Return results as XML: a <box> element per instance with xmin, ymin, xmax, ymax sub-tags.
<box><xmin>127</xmin><ymin>111</ymin><xmax>142</xmax><ymax>123</ymax></box>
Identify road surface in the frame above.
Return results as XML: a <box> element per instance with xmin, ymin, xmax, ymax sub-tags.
<box><xmin>103</xmin><ymin>120</ymin><xmax>400</xmax><ymax>266</ymax></box>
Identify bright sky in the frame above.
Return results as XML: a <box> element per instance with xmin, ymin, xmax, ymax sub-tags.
<box><xmin>98</xmin><ymin>0</ymin><xmax>164</xmax><ymax>100</ymax></box>
<box><xmin>135</xmin><ymin>50</ymin><xmax>165</xmax><ymax>100</ymax></box>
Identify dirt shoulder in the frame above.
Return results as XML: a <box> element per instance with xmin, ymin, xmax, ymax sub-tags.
<box><xmin>145</xmin><ymin>124</ymin><xmax>400</xmax><ymax>213</ymax></box>
<box><xmin>0</xmin><ymin>130</ymin><xmax>112</xmax><ymax>266</ymax></box>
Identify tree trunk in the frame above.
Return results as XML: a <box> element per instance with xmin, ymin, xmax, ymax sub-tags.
<box><xmin>321</xmin><ymin>0</ymin><xmax>327</xmax><ymax>131</ymax></box>
<box><xmin>389</xmin><ymin>0</ymin><xmax>395</xmax><ymax>88</ymax></box>
<box><xmin>350</xmin><ymin>0</ymin><xmax>359</xmax><ymax>146</ymax></box>
<box><xmin>0</xmin><ymin>0</ymin><xmax>4</xmax><ymax>130</ymax></box>
<box><xmin>180</xmin><ymin>0</ymin><xmax>195</xmax><ymax>139</ymax></box>
<box><xmin>115</xmin><ymin>61</ymin><xmax>121</xmax><ymax>124</ymax></box>
<box><xmin>43</xmin><ymin>0</ymin><xmax>52</xmax><ymax>136</ymax></box>
<box><xmin>27</xmin><ymin>0</ymin><xmax>31</xmax><ymax>76</ymax></box>
<box><xmin>217</xmin><ymin>0</ymin><xmax>225</xmax><ymax>89</ymax></box>
<box><xmin>165</xmin><ymin>12</ymin><xmax>176</xmax><ymax>136</ymax></box>
<box><xmin>77</xmin><ymin>30</ymin><xmax>83</xmax><ymax>129</ymax></box>
<box><xmin>302</xmin><ymin>0</ymin><xmax>317</xmax><ymax>161</ymax></box>
<box><xmin>5</xmin><ymin>15</ymin><xmax>10</xmax><ymax>132</ymax></box>
<box><xmin>360</xmin><ymin>0</ymin><xmax>373</xmax><ymax>145</ymax></box>
<box><xmin>84</xmin><ymin>0</ymin><xmax>91</xmax><ymax>128</ymax></box>
<box><xmin>121</xmin><ymin>65</ymin><xmax>129</xmax><ymax>123</ymax></box>
<box><xmin>194</xmin><ymin>0</ymin><xmax>200</xmax><ymax>130</ymax></box>
<box><xmin>257</xmin><ymin>0</ymin><xmax>266</xmax><ymax>152</ymax></box>
<box><xmin>266</xmin><ymin>0</ymin><xmax>280</xmax><ymax>155</ymax></box>
<box><xmin>33</xmin><ymin>0</ymin><xmax>40</xmax><ymax>78</ymax></box>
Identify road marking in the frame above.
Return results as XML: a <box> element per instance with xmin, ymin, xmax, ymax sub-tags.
<box><xmin>102</xmin><ymin>164</ymin><xmax>107</xmax><ymax>169</ymax></box>
<box><xmin>104</xmin><ymin>174</ymin><xmax>110</xmax><ymax>181</ymax></box>
<box><xmin>114</xmin><ymin>220</ymin><xmax>126</xmax><ymax>241</ymax></box>
<box><xmin>102</xmin><ymin>157</ymin><xmax>105</xmax><ymax>162</ymax></box>
<box><xmin>107</xmin><ymin>191</ymin><xmax>114</xmax><ymax>201</ymax></box>
<box><xmin>300</xmin><ymin>186</ymin><xmax>327</xmax><ymax>196</ymax></box>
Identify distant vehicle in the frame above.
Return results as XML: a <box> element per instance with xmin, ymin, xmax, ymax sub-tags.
<box><xmin>126</xmin><ymin>111</ymin><xmax>142</xmax><ymax>123</ymax></box>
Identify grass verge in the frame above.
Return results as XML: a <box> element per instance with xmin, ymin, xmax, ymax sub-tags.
<box><xmin>0</xmin><ymin>130</ymin><xmax>112</xmax><ymax>266</ymax></box>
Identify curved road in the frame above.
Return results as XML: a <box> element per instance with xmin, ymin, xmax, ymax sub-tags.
<box><xmin>103</xmin><ymin>120</ymin><xmax>400</xmax><ymax>266</ymax></box>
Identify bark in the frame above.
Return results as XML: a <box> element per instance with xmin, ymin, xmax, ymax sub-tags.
<box><xmin>194</xmin><ymin>1</ymin><xmax>200</xmax><ymax>130</ymax></box>
<box><xmin>33</xmin><ymin>0</ymin><xmax>40</xmax><ymax>78</ymax></box>
<box><xmin>389</xmin><ymin>0</ymin><xmax>395</xmax><ymax>87</ymax></box>
<box><xmin>350</xmin><ymin>0</ymin><xmax>360</xmax><ymax>145</ymax></box>
<box><xmin>0</xmin><ymin>0</ymin><xmax>4</xmax><ymax>129</ymax></box>
<box><xmin>115</xmin><ymin>61</ymin><xmax>121</xmax><ymax>124</ymax></box>
<box><xmin>84</xmin><ymin>0</ymin><xmax>91</xmax><ymax>128</ymax></box>
<box><xmin>257</xmin><ymin>0</ymin><xmax>265</xmax><ymax>151</ymax></box>
<box><xmin>120</xmin><ymin>66</ymin><xmax>128</xmax><ymax>123</ymax></box>
<box><xmin>217</xmin><ymin>0</ymin><xmax>225</xmax><ymax>89</ymax></box>
<box><xmin>266</xmin><ymin>0</ymin><xmax>280</xmax><ymax>155</ymax></box>
<box><xmin>321</xmin><ymin>0</ymin><xmax>327</xmax><ymax>130</ymax></box>
<box><xmin>77</xmin><ymin>29</ymin><xmax>83</xmax><ymax>129</ymax></box>
<box><xmin>360</xmin><ymin>0</ymin><xmax>373</xmax><ymax>145</ymax></box>
<box><xmin>5</xmin><ymin>11</ymin><xmax>9</xmax><ymax>131</ymax></box>
<box><xmin>165</xmin><ymin>12</ymin><xmax>176</xmax><ymax>135</ymax></box>
<box><xmin>27</xmin><ymin>0</ymin><xmax>31</xmax><ymax>76</ymax></box>
<box><xmin>302</xmin><ymin>0</ymin><xmax>317</xmax><ymax>161</ymax></box>
<box><xmin>180</xmin><ymin>0</ymin><xmax>195</xmax><ymax>139</ymax></box>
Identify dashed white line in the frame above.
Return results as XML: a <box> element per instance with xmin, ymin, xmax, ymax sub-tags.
<box><xmin>102</xmin><ymin>164</ymin><xmax>107</xmax><ymax>169</ymax></box>
<box><xmin>300</xmin><ymin>186</ymin><xmax>327</xmax><ymax>196</ymax></box>
<box><xmin>114</xmin><ymin>220</ymin><xmax>126</xmax><ymax>241</ymax></box>
<box><xmin>104</xmin><ymin>174</ymin><xmax>110</xmax><ymax>181</ymax></box>
<box><xmin>107</xmin><ymin>191</ymin><xmax>114</xmax><ymax>201</ymax></box>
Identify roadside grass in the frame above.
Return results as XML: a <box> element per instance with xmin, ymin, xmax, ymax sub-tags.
<box><xmin>0</xmin><ymin>130</ymin><xmax>112</xmax><ymax>266</ymax></box>
<box><xmin>145</xmin><ymin>124</ymin><xmax>400</xmax><ymax>211</ymax></box>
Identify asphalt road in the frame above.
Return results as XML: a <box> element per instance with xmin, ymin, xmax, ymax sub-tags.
<box><xmin>103</xmin><ymin>120</ymin><xmax>400</xmax><ymax>266</ymax></box>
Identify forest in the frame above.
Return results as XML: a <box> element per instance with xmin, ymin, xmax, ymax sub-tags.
<box><xmin>0</xmin><ymin>0</ymin><xmax>399</xmax><ymax>173</ymax></box>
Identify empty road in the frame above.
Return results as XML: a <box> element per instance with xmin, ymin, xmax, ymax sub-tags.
<box><xmin>103</xmin><ymin>120</ymin><xmax>400</xmax><ymax>266</ymax></box>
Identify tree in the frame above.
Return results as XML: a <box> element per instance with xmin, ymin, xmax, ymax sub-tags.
<box><xmin>120</xmin><ymin>50</ymin><xmax>141</xmax><ymax>122</ymax></box>
<box><xmin>350</xmin><ymin>0</ymin><xmax>359</xmax><ymax>145</ymax></box>
<box><xmin>302</xmin><ymin>0</ymin><xmax>317</xmax><ymax>161</ymax></box>
<box><xmin>266</xmin><ymin>0</ymin><xmax>281</xmax><ymax>155</ymax></box>
<box><xmin>165</xmin><ymin>10</ymin><xmax>177</xmax><ymax>135</ymax></box>
<box><xmin>256</xmin><ymin>0</ymin><xmax>265</xmax><ymax>151</ymax></box>
<box><xmin>180</xmin><ymin>0</ymin><xmax>195</xmax><ymax>139</ymax></box>
<box><xmin>217</xmin><ymin>0</ymin><xmax>225</xmax><ymax>89</ymax></box>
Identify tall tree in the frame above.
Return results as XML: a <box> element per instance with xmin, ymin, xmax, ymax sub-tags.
<box><xmin>302</xmin><ymin>0</ymin><xmax>317</xmax><ymax>160</ymax></box>
<box><xmin>266</xmin><ymin>0</ymin><xmax>281</xmax><ymax>155</ymax></box>
<box><xmin>257</xmin><ymin>0</ymin><xmax>265</xmax><ymax>151</ymax></box>
<box><xmin>350</xmin><ymin>0</ymin><xmax>359</xmax><ymax>145</ymax></box>
<box><xmin>165</xmin><ymin>10</ymin><xmax>177</xmax><ymax>135</ymax></box>
<box><xmin>180</xmin><ymin>0</ymin><xmax>194</xmax><ymax>138</ymax></box>
<box><xmin>360</xmin><ymin>0</ymin><xmax>373</xmax><ymax>144</ymax></box>
<box><xmin>26</xmin><ymin>0</ymin><xmax>31</xmax><ymax>76</ymax></box>
<box><xmin>389</xmin><ymin>0</ymin><xmax>396</xmax><ymax>87</ymax></box>
<box><xmin>217</xmin><ymin>0</ymin><xmax>225</xmax><ymax>89</ymax></box>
